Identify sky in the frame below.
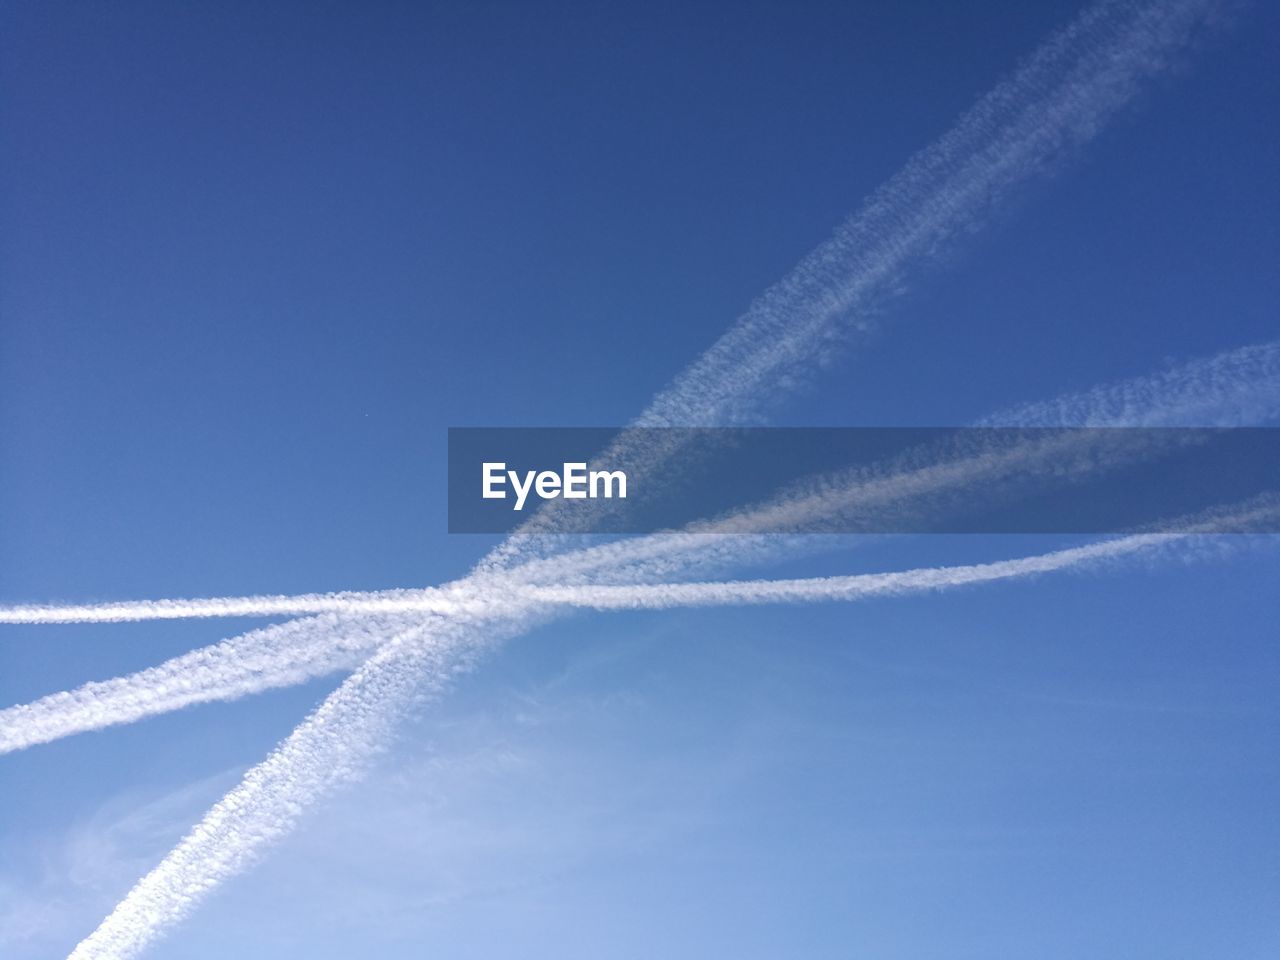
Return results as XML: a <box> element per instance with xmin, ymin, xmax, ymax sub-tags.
<box><xmin>1</xmin><ymin>1</ymin><xmax>1278</xmax><ymax>957</ymax></box>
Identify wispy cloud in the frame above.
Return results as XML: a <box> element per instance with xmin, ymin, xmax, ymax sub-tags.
<box><xmin>0</xmin><ymin>773</ymin><xmax>236</xmax><ymax>959</ymax></box>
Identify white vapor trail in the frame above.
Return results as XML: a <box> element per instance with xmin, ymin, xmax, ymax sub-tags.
<box><xmin>55</xmin><ymin>499</ymin><xmax>1280</xmax><ymax>957</ymax></box>
<box><xmin>58</xmin><ymin>520</ymin><xmax>1268</xmax><ymax>959</ymax></box>
<box><xmin>3</xmin><ymin>333</ymin><xmax>1275</xmax><ymax>756</ymax></box>
<box><xmin>2</xmin><ymin>7</ymin><xmax>1256</xmax><ymax>746</ymax></box>
<box><xmin>484</xmin><ymin>0</ymin><xmax>1232</xmax><ymax>562</ymax></box>
<box><xmin>59</xmin><ymin>1</ymin><xmax>1239</xmax><ymax>955</ymax></box>
<box><xmin>482</xmin><ymin>342</ymin><xmax>1280</xmax><ymax>585</ymax></box>
<box><xmin>0</xmin><ymin>614</ymin><xmax>413</xmax><ymax>754</ymax></box>
<box><xmin>5</xmin><ymin>338</ymin><xmax>1275</xmax><ymax>758</ymax></box>
<box><xmin>5</xmin><ymin>458</ymin><xmax>1275</xmax><ymax>755</ymax></box>
<box><xmin>9</xmin><ymin>337</ymin><xmax>1277</xmax><ymax>629</ymax></box>
<box><xmin>64</xmin><ymin>610</ymin><xmax>535</xmax><ymax>960</ymax></box>
<box><xmin>0</xmin><ymin>590</ymin><xmax>486</xmax><ymax>626</ymax></box>
<box><xmin>633</xmin><ymin>0</ymin><xmax>1228</xmax><ymax>429</ymax></box>
<box><xmin>530</xmin><ymin>532</ymin><xmax>1222</xmax><ymax>611</ymax></box>
<box><xmin>979</xmin><ymin>340</ymin><xmax>1280</xmax><ymax>427</ymax></box>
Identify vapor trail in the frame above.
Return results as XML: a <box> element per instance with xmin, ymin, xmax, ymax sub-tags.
<box><xmin>12</xmin><ymin>337</ymin><xmax>1278</xmax><ymax>627</ymax></box>
<box><xmin>483</xmin><ymin>0</ymin><xmax>1232</xmax><ymax>564</ymax></box>
<box><xmin>57</xmin><ymin>498</ymin><xmax>1279</xmax><ymax>958</ymax></box>
<box><xmin>34</xmin><ymin>0</ymin><xmax>1220</xmax><ymax>756</ymax></box>
<box><xmin>0</xmin><ymin>511</ymin><xmax>1259</xmax><ymax>756</ymax></box>
<box><xmin>7</xmin><ymin>339</ymin><xmax>1275</xmax><ymax>755</ymax></box>
<box><xmin>64</xmin><ymin>610</ymin><xmax>536</xmax><ymax>960</ymax></box>
<box><xmin>527</xmin><ymin>532</ymin><xmax>1222</xmax><ymax>611</ymax></box>
<box><xmin>57</xmin><ymin>521</ymin><xmax>1265</xmax><ymax>958</ymax></box>
<box><xmin>63</xmin><ymin>1</ymin><xmax>1239</xmax><ymax>955</ymax></box>
<box><xmin>483</xmin><ymin>341</ymin><xmax>1280</xmax><ymax>585</ymax></box>
<box><xmin>0</xmin><ymin>589</ymin><xmax>479</xmax><ymax>625</ymax></box>
<box><xmin>979</xmin><ymin>340</ymin><xmax>1280</xmax><ymax>427</ymax></box>
<box><xmin>633</xmin><ymin>0</ymin><xmax>1226</xmax><ymax>429</ymax></box>
<box><xmin>0</xmin><ymin>614</ymin><xmax>411</xmax><ymax>754</ymax></box>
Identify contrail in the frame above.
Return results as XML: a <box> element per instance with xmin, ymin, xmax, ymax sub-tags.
<box><xmin>979</xmin><ymin>340</ymin><xmax>1280</xmax><ymax>427</ymax></box>
<box><xmin>10</xmin><ymin>496</ymin><xmax>1270</xmax><ymax>639</ymax></box>
<box><xmin>0</xmin><ymin>614</ymin><xmax>411</xmax><ymax>754</ymax></box>
<box><xmin>634</xmin><ymin>0</ymin><xmax>1228</xmax><ymax>429</ymax></box>
<box><xmin>0</xmin><ymin>491</ymin><xmax>1259</xmax><ymax>756</ymax></box>
<box><xmin>64</xmin><ymin>609</ymin><xmax>538</xmax><ymax>960</ymax></box>
<box><xmin>482</xmin><ymin>0</ymin><xmax>1233</xmax><ymax>564</ymax></box>
<box><xmin>496</xmin><ymin>341</ymin><xmax>1280</xmax><ymax>584</ymax></box>
<box><xmin>10</xmin><ymin>338</ymin><xmax>1278</xmax><ymax>627</ymax></box>
<box><xmin>529</xmin><ymin>531</ymin><xmax>1250</xmax><ymax>611</ymax></box>
<box><xmin>0</xmin><ymin>511</ymin><xmax>1242</xmax><ymax>757</ymax></box>
<box><xmin>61</xmin><ymin>1</ymin><xmax>1240</xmax><ymax>954</ymax></box>
<box><xmin>6</xmin><ymin>340</ymin><xmax>1275</xmax><ymax>754</ymax></box>
<box><xmin>0</xmin><ymin>588</ymin><xmax>484</xmax><ymax>625</ymax></box>
<box><xmin>59</xmin><ymin>517</ymin><xmax>1272</xmax><ymax>959</ymax></box>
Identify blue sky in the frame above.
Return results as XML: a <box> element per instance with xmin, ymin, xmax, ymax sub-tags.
<box><xmin>1</xmin><ymin>1</ymin><xmax>1278</xmax><ymax>957</ymax></box>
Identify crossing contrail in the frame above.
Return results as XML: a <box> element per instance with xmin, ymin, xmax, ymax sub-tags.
<box><xmin>633</xmin><ymin>0</ymin><xmax>1229</xmax><ymax>429</ymax></box>
<box><xmin>57</xmin><ymin>1</ymin><xmax>1241</xmax><ymax>955</ymax></box>
<box><xmin>64</xmin><ymin>609</ymin><xmax>535</xmax><ymax>960</ymax></box>
<box><xmin>482</xmin><ymin>0</ymin><xmax>1233</xmax><ymax>566</ymax></box>
<box><xmin>58</xmin><ymin>515</ymin><xmax>1273</xmax><ymax>959</ymax></box>
<box><xmin>451</xmin><ymin>341</ymin><xmax>1280</xmax><ymax>584</ymax></box>
<box><xmin>8</xmin><ymin>337</ymin><xmax>1277</xmax><ymax>628</ymax></box>
<box><xmin>8</xmin><ymin>489</ymin><xmax>1275</xmax><ymax>758</ymax></box>
<box><xmin>5</xmin><ymin>339</ymin><xmax>1275</xmax><ymax>757</ymax></box>
<box><xmin>4</xmin><ymin>488</ymin><xmax>1272</xmax><ymax>755</ymax></box>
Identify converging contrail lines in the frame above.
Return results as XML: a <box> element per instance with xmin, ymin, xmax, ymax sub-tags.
<box><xmin>0</xmin><ymin>1</ymin><xmax>1255</xmax><ymax>958</ymax></box>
